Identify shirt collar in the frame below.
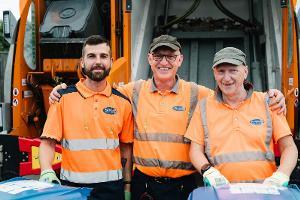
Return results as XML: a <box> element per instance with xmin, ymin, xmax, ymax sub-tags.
<box><xmin>215</xmin><ymin>81</ymin><xmax>254</xmax><ymax>103</ymax></box>
<box><xmin>76</xmin><ymin>78</ymin><xmax>112</xmax><ymax>98</ymax></box>
<box><xmin>150</xmin><ymin>75</ymin><xmax>180</xmax><ymax>94</ymax></box>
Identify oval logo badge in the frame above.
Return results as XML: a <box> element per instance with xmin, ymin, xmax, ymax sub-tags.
<box><xmin>172</xmin><ymin>106</ymin><xmax>186</xmax><ymax>111</ymax></box>
<box><xmin>103</xmin><ymin>107</ymin><xmax>117</xmax><ymax>115</ymax></box>
<box><xmin>250</xmin><ymin>118</ymin><xmax>264</xmax><ymax>126</ymax></box>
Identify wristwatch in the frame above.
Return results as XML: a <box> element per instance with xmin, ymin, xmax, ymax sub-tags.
<box><xmin>201</xmin><ymin>163</ymin><xmax>212</xmax><ymax>175</ymax></box>
<box><xmin>123</xmin><ymin>180</ymin><xmax>131</xmax><ymax>185</ymax></box>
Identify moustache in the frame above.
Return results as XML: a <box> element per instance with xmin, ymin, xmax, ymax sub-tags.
<box><xmin>91</xmin><ymin>65</ymin><xmax>106</xmax><ymax>71</ymax></box>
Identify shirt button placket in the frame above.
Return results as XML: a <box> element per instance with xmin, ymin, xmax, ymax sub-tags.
<box><xmin>94</xmin><ymin>97</ymin><xmax>99</xmax><ymax>118</ymax></box>
<box><xmin>233</xmin><ymin>109</ymin><xmax>239</xmax><ymax>130</ymax></box>
<box><xmin>158</xmin><ymin>94</ymin><xmax>164</xmax><ymax>113</ymax></box>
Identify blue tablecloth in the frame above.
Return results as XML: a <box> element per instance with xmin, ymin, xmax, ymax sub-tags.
<box><xmin>188</xmin><ymin>183</ymin><xmax>300</xmax><ymax>200</ymax></box>
<box><xmin>0</xmin><ymin>177</ymin><xmax>91</xmax><ymax>200</ymax></box>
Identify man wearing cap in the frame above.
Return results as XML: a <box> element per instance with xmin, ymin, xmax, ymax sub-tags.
<box><xmin>117</xmin><ymin>34</ymin><xmax>213</xmax><ymax>199</ymax></box>
<box><xmin>185</xmin><ymin>47</ymin><xmax>298</xmax><ymax>187</ymax></box>
<box><xmin>49</xmin><ymin>36</ymin><xmax>287</xmax><ymax>199</ymax></box>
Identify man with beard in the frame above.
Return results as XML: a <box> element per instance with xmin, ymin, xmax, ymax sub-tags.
<box><xmin>39</xmin><ymin>35</ymin><xmax>133</xmax><ymax>200</ymax></box>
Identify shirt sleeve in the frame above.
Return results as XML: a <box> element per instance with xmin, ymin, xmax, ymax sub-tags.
<box><xmin>41</xmin><ymin>101</ymin><xmax>63</xmax><ymax>142</ymax></box>
<box><xmin>198</xmin><ymin>85</ymin><xmax>213</xmax><ymax>100</ymax></box>
<box><xmin>119</xmin><ymin>100</ymin><xmax>134</xmax><ymax>143</ymax></box>
<box><xmin>271</xmin><ymin>110</ymin><xmax>292</xmax><ymax>143</ymax></box>
<box><xmin>117</xmin><ymin>81</ymin><xmax>135</xmax><ymax>102</ymax></box>
<box><xmin>184</xmin><ymin>101</ymin><xmax>205</xmax><ymax>145</ymax></box>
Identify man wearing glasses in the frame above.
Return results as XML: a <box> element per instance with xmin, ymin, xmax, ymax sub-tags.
<box><xmin>117</xmin><ymin>35</ymin><xmax>213</xmax><ymax>199</ymax></box>
<box><xmin>49</xmin><ymin>35</ymin><xmax>286</xmax><ymax>200</ymax></box>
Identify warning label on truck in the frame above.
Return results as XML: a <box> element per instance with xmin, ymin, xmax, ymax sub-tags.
<box><xmin>12</xmin><ymin>99</ymin><xmax>18</xmax><ymax>107</ymax></box>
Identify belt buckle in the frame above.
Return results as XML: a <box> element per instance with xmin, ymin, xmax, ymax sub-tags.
<box><xmin>153</xmin><ymin>178</ymin><xmax>163</xmax><ymax>184</ymax></box>
<box><xmin>153</xmin><ymin>177</ymin><xmax>170</xmax><ymax>184</ymax></box>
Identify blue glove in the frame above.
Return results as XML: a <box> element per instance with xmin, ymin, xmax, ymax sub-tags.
<box><xmin>263</xmin><ymin>171</ymin><xmax>289</xmax><ymax>187</ymax></box>
<box><xmin>203</xmin><ymin>167</ymin><xmax>229</xmax><ymax>187</ymax></box>
<box><xmin>39</xmin><ymin>169</ymin><xmax>61</xmax><ymax>184</ymax></box>
<box><xmin>125</xmin><ymin>191</ymin><xmax>131</xmax><ymax>200</ymax></box>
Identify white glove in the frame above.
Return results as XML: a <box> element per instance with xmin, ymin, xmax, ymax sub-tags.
<box><xmin>39</xmin><ymin>169</ymin><xmax>61</xmax><ymax>184</ymax></box>
<box><xmin>263</xmin><ymin>171</ymin><xmax>289</xmax><ymax>187</ymax></box>
<box><xmin>203</xmin><ymin>167</ymin><xmax>229</xmax><ymax>187</ymax></box>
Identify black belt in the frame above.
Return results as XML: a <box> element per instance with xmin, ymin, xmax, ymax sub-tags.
<box><xmin>135</xmin><ymin>169</ymin><xmax>194</xmax><ymax>184</ymax></box>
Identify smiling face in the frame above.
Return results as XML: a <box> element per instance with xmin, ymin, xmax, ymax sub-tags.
<box><xmin>81</xmin><ymin>43</ymin><xmax>112</xmax><ymax>82</ymax></box>
<box><xmin>213</xmin><ymin>63</ymin><xmax>248</xmax><ymax>97</ymax></box>
<box><xmin>148</xmin><ymin>47</ymin><xmax>183</xmax><ymax>82</ymax></box>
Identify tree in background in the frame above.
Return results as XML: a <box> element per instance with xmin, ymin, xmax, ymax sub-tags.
<box><xmin>0</xmin><ymin>20</ymin><xmax>10</xmax><ymax>52</ymax></box>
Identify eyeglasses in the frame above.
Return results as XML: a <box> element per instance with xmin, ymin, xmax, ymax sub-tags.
<box><xmin>152</xmin><ymin>54</ymin><xmax>180</xmax><ymax>62</ymax></box>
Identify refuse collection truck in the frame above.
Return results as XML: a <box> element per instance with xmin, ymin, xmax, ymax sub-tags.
<box><xmin>0</xmin><ymin>0</ymin><xmax>299</xmax><ymax>185</ymax></box>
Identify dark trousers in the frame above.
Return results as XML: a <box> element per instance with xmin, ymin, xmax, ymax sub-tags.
<box><xmin>131</xmin><ymin>169</ymin><xmax>197</xmax><ymax>200</ymax></box>
<box><xmin>61</xmin><ymin>179</ymin><xmax>124</xmax><ymax>200</ymax></box>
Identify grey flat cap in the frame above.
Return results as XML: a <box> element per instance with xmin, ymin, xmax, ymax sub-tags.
<box><xmin>213</xmin><ymin>47</ymin><xmax>246</xmax><ymax>68</ymax></box>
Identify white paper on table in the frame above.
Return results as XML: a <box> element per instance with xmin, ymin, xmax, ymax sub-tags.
<box><xmin>229</xmin><ymin>183</ymin><xmax>281</xmax><ymax>195</ymax></box>
<box><xmin>0</xmin><ymin>180</ymin><xmax>54</xmax><ymax>194</ymax></box>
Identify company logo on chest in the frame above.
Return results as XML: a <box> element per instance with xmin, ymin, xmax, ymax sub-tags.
<box><xmin>103</xmin><ymin>107</ymin><xmax>117</xmax><ymax>115</ymax></box>
<box><xmin>172</xmin><ymin>105</ymin><xmax>186</xmax><ymax>111</ymax></box>
<box><xmin>250</xmin><ymin>118</ymin><xmax>264</xmax><ymax>126</ymax></box>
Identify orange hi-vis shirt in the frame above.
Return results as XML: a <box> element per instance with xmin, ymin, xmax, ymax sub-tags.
<box><xmin>185</xmin><ymin>86</ymin><xmax>292</xmax><ymax>183</ymax></box>
<box><xmin>42</xmin><ymin>79</ymin><xmax>133</xmax><ymax>184</ymax></box>
<box><xmin>118</xmin><ymin>76</ymin><xmax>212</xmax><ymax>178</ymax></box>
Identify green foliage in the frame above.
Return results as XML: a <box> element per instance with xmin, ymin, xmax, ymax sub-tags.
<box><xmin>0</xmin><ymin>20</ymin><xmax>9</xmax><ymax>52</ymax></box>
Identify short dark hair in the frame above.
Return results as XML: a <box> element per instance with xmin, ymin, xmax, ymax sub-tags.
<box><xmin>82</xmin><ymin>35</ymin><xmax>111</xmax><ymax>56</ymax></box>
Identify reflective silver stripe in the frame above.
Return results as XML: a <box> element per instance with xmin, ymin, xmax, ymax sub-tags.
<box><xmin>62</xmin><ymin>138</ymin><xmax>119</xmax><ymax>151</ymax></box>
<box><xmin>60</xmin><ymin>168</ymin><xmax>122</xmax><ymax>183</ymax></box>
<box><xmin>199</xmin><ymin>99</ymin><xmax>214</xmax><ymax>164</ymax></box>
<box><xmin>132</xmin><ymin>80</ymin><xmax>143</xmax><ymax>119</ymax></box>
<box><xmin>132</xmin><ymin>80</ymin><xmax>143</xmax><ymax>141</ymax></box>
<box><xmin>213</xmin><ymin>151</ymin><xmax>274</xmax><ymax>165</ymax></box>
<box><xmin>133</xmin><ymin>157</ymin><xmax>195</xmax><ymax>170</ymax></box>
<box><xmin>231</xmin><ymin>179</ymin><xmax>263</xmax><ymax>183</ymax></box>
<box><xmin>188</xmin><ymin>82</ymin><xmax>199</xmax><ymax>127</ymax></box>
<box><xmin>264</xmin><ymin>95</ymin><xmax>275</xmax><ymax>161</ymax></box>
<box><xmin>134</xmin><ymin>131</ymin><xmax>190</xmax><ymax>144</ymax></box>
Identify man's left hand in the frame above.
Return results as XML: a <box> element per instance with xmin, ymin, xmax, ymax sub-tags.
<box><xmin>267</xmin><ymin>89</ymin><xmax>286</xmax><ymax>115</ymax></box>
<box><xmin>263</xmin><ymin>171</ymin><xmax>289</xmax><ymax>187</ymax></box>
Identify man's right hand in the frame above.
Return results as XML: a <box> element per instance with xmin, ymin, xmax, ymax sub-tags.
<box><xmin>203</xmin><ymin>167</ymin><xmax>229</xmax><ymax>187</ymax></box>
<box><xmin>39</xmin><ymin>169</ymin><xmax>61</xmax><ymax>184</ymax></box>
<box><xmin>49</xmin><ymin>83</ymin><xmax>67</xmax><ymax>104</ymax></box>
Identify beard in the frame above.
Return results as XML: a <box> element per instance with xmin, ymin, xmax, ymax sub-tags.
<box><xmin>83</xmin><ymin>65</ymin><xmax>111</xmax><ymax>82</ymax></box>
